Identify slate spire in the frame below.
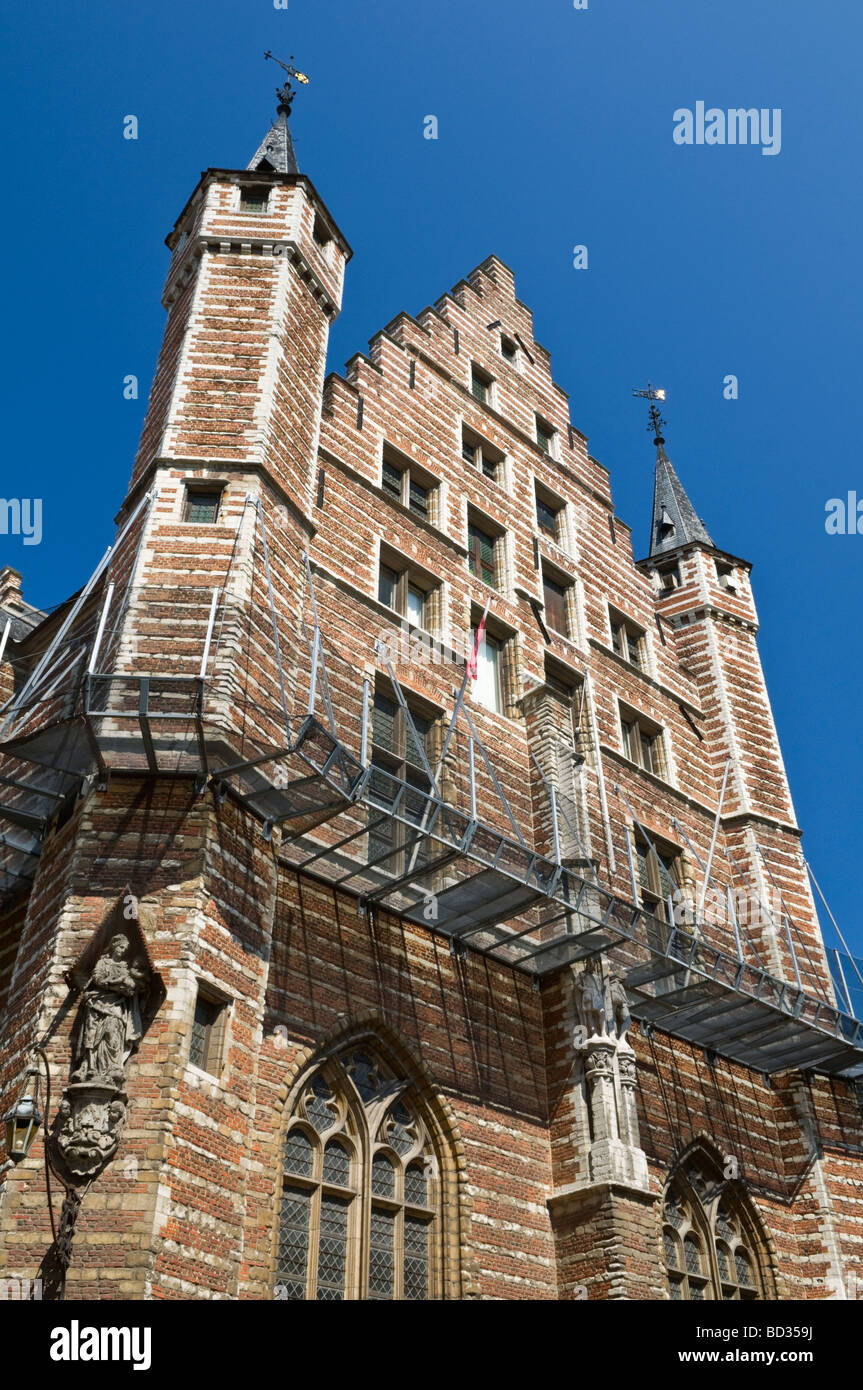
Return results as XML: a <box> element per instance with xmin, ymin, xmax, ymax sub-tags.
<box><xmin>633</xmin><ymin>385</ymin><xmax>714</xmax><ymax>557</ymax></box>
<box><xmin>650</xmin><ymin>444</ymin><xmax>714</xmax><ymax>557</ymax></box>
<box><xmin>248</xmin><ymin>52</ymin><xmax>309</xmax><ymax>175</ymax></box>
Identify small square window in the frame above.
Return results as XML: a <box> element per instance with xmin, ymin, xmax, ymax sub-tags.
<box><xmin>185</xmin><ymin>490</ymin><xmax>222</xmax><ymax>524</ymax></box>
<box><xmin>715</xmin><ymin>560</ymin><xmax>737</xmax><ymax>592</ymax></box>
<box><xmin>621</xmin><ymin>712</ymin><xmax>665</xmax><ymax>778</ymax></box>
<box><xmin>471</xmin><ymin>366</ymin><xmax>492</xmax><ymax>405</ymax></box>
<box><xmin>189</xmin><ymin>987</ymin><xmax>227</xmax><ymax>1075</ymax></box>
<box><xmin>377</xmin><ymin>555</ymin><xmax>437</xmax><ymax>629</ymax></box>
<box><xmin>240</xmin><ymin>184</ymin><xmax>269</xmax><ymax>213</ymax></box>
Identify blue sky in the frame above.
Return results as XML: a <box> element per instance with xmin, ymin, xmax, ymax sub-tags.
<box><xmin>2</xmin><ymin>0</ymin><xmax>862</xmax><ymax>953</ymax></box>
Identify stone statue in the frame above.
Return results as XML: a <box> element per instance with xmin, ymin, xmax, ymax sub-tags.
<box><xmin>574</xmin><ymin>961</ymin><xmax>606</xmax><ymax>1037</ymax></box>
<box><xmin>70</xmin><ymin>933</ymin><xmax>148</xmax><ymax>1087</ymax></box>
<box><xmin>607</xmin><ymin>971</ymin><xmax>632</xmax><ymax>1041</ymax></box>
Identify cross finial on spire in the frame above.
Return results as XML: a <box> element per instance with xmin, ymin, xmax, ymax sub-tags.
<box><xmin>632</xmin><ymin>384</ymin><xmax>667</xmax><ymax>447</ymax></box>
<box><xmin>264</xmin><ymin>50</ymin><xmax>310</xmax><ymax>116</ymax></box>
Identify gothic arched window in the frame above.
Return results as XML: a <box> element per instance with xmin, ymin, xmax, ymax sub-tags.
<box><xmin>662</xmin><ymin>1152</ymin><xmax>768</xmax><ymax>1301</ymax></box>
<box><xmin>276</xmin><ymin>1045</ymin><xmax>441</xmax><ymax>1300</ymax></box>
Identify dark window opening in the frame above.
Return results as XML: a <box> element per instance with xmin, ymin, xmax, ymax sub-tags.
<box><xmin>190</xmin><ymin>988</ymin><xmax>227</xmax><ymax>1074</ymax></box>
<box><xmin>240</xmin><ymin>184</ymin><xmax>269</xmax><ymax>213</ymax></box>
<box><xmin>185</xmin><ymin>490</ymin><xmax>223</xmax><ymax>524</ymax></box>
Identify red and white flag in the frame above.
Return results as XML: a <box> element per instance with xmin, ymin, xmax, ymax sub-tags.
<box><xmin>466</xmin><ymin>603</ymin><xmax>489</xmax><ymax>681</ymax></box>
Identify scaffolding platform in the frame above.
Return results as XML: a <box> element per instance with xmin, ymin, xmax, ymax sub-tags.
<box><xmin>1</xmin><ymin>520</ymin><xmax>862</xmax><ymax>1080</ymax></box>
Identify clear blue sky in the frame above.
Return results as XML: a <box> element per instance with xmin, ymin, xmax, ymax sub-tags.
<box><xmin>2</xmin><ymin>0</ymin><xmax>862</xmax><ymax>953</ymax></box>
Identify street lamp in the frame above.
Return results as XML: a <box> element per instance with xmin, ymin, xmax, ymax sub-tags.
<box><xmin>3</xmin><ymin>1067</ymin><xmax>42</xmax><ymax>1166</ymax></box>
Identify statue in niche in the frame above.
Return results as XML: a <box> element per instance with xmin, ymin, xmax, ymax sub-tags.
<box><xmin>70</xmin><ymin>932</ymin><xmax>149</xmax><ymax>1087</ymax></box>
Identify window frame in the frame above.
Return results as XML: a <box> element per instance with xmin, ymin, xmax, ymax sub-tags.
<box><xmin>541</xmin><ymin>564</ymin><xmax>572</xmax><ymax>639</ymax></box>
<box><xmin>377</xmin><ymin>550</ymin><xmax>438</xmax><ymax>632</ymax></box>
<box><xmin>662</xmin><ymin>1155</ymin><xmax>767</xmax><ymax>1302</ymax></box>
<box><xmin>469</xmin><ymin>363</ymin><xmax>494</xmax><ymax>407</ymax></box>
<box><xmin>535</xmin><ymin>414</ymin><xmax>557</xmax><ymax>458</ymax></box>
<box><xmin>461</xmin><ymin>426</ymin><xmax>504</xmax><ymax>485</ymax></box>
<box><xmin>238</xmin><ymin>183</ymin><xmax>271</xmax><ymax>214</ymax></box>
<box><xmin>620</xmin><ymin>706</ymin><xmax>667</xmax><ymax>778</ymax></box>
<box><xmin>183</xmin><ymin>486</ymin><xmax>224</xmax><ymax>525</ymax></box>
<box><xmin>609</xmin><ymin>608</ymin><xmax>647</xmax><ymax>670</ymax></box>
<box><xmin>380</xmin><ymin>447</ymin><xmax>439</xmax><ymax>526</ymax></box>
<box><xmin>467</xmin><ymin>511</ymin><xmax>504</xmax><ymax>590</ymax></box>
<box><xmin>188</xmin><ymin>983</ymin><xmax>229</xmax><ymax>1076</ymax></box>
<box><xmin>276</xmin><ymin>1049</ymin><xmax>443</xmax><ymax>1301</ymax></box>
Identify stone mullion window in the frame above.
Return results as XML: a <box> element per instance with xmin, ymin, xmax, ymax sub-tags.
<box><xmin>277</xmin><ymin>1048</ymin><xmax>444</xmax><ymax>1300</ymax></box>
<box><xmin>661</xmin><ymin>1154</ymin><xmax>767</xmax><ymax>1301</ymax></box>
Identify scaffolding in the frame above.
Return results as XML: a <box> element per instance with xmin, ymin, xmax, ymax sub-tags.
<box><xmin>1</xmin><ymin>510</ymin><xmax>862</xmax><ymax>1079</ymax></box>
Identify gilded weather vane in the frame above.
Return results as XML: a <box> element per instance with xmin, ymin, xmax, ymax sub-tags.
<box><xmin>632</xmin><ymin>383</ymin><xmax>667</xmax><ymax>446</ymax></box>
<box><xmin>264</xmin><ymin>50</ymin><xmax>310</xmax><ymax>116</ymax></box>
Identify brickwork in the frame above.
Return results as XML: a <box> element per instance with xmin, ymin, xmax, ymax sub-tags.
<box><xmin>0</xmin><ymin>128</ymin><xmax>861</xmax><ymax>1302</ymax></box>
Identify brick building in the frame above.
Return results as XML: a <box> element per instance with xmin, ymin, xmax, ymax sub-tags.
<box><xmin>1</xmin><ymin>84</ymin><xmax>862</xmax><ymax>1302</ymax></box>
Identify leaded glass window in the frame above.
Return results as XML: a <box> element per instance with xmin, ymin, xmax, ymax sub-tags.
<box><xmin>275</xmin><ymin>1044</ymin><xmax>441</xmax><ymax>1299</ymax></box>
<box><xmin>661</xmin><ymin>1153</ymin><xmax>767</xmax><ymax>1301</ymax></box>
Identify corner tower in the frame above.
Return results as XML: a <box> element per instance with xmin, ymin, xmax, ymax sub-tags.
<box><xmin>636</xmin><ymin>393</ymin><xmax>833</xmax><ymax>994</ymax></box>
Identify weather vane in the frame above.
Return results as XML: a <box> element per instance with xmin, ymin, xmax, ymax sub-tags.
<box><xmin>264</xmin><ymin>51</ymin><xmax>310</xmax><ymax>116</ymax></box>
<box><xmin>632</xmin><ymin>383</ymin><xmax>667</xmax><ymax>446</ymax></box>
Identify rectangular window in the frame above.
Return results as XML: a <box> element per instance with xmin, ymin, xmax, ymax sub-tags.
<box><xmin>542</xmin><ymin>572</ymin><xmax>569</xmax><ymax>637</ymax></box>
<box><xmin>378</xmin><ymin>564</ymin><xmax>398</xmax><ymax>610</ymax></box>
<box><xmin>239</xmin><ymin>184</ymin><xmax>269</xmax><ymax>212</ymax></box>
<box><xmin>462</xmin><ymin>431</ymin><xmax>501</xmax><ymax>484</ymax></box>
<box><xmin>621</xmin><ymin>713</ymin><xmax>665</xmax><ymax>777</ymax></box>
<box><xmin>536</xmin><ymin>497</ymin><xmax>559</xmax><ymax>538</ymax></box>
<box><xmin>468</xmin><ymin>521</ymin><xmax>498</xmax><ymax>587</ymax></box>
<box><xmin>377</xmin><ymin>557</ymin><xmax>436</xmax><ymax>629</ymax></box>
<box><xmin>634</xmin><ymin>836</ymin><xmax>682</xmax><ymax>921</ymax></box>
<box><xmin>189</xmin><ymin>988</ymin><xmax>226</xmax><ymax>1074</ymax></box>
<box><xmin>381</xmin><ymin>449</ymin><xmax>437</xmax><ymax>524</ymax></box>
<box><xmin>715</xmin><ymin>559</ymin><xmax>737</xmax><ymax>592</ymax></box>
<box><xmin>500</xmin><ymin>335</ymin><xmax>517</xmax><ymax>363</ymax></box>
<box><xmin>470</xmin><ymin>366</ymin><xmax>492</xmax><ymax>405</ymax></box>
<box><xmin>536</xmin><ymin>416</ymin><xmax>555</xmax><ymax>456</ymax></box>
<box><xmin>382</xmin><ymin>459</ymin><xmax>402</xmax><ymax>502</ymax></box>
<box><xmin>185</xmin><ymin>490</ymin><xmax>222</xmax><ymax>524</ymax></box>
<box><xmin>472</xmin><ymin>627</ymin><xmax>503</xmax><ymax>713</ymax></box>
<box><xmin>610</xmin><ymin>613</ymin><xmax>647</xmax><ymax>670</ymax></box>
<box><xmin>369</xmin><ymin>687</ymin><xmax>436</xmax><ymax>874</ymax></box>
<box><xmin>660</xmin><ymin>564</ymin><xmax>681</xmax><ymax>592</ymax></box>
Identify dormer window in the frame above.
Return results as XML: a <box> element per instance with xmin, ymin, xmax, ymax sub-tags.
<box><xmin>657</xmin><ymin>506</ymin><xmax>676</xmax><ymax>542</ymax></box>
<box><xmin>239</xmin><ymin>184</ymin><xmax>270</xmax><ymax>213</ymax></box>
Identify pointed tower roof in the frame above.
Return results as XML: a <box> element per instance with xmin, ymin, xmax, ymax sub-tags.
<box><xmin>247</xmin><ymin>111</ymin><xmax>298</xmax><ymax>174</ymax></box>
<box><xmin>650</xmin><ymin>443</ymin><xmax>714</xmax><ymax>557</ymax></box>
<box><xmin>633</xmin><ymin>386</ymin><xmax>714</xmax><ymax>557</ymax></box>
<box><xmin>248</xmin><ymin>52</ymin><xmax>309</xmax><ymax>174</ymax></box>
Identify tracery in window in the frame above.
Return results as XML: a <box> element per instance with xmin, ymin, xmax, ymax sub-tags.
<box><xmin>276</xmin><ymin>1044</ymin><xmax>440</xmax><ymax>1300</ymax></box>
<box><xmin>662</xmin><ymin>1151</ymin><xmax>767</xmax><ymax>1301</ymax></box>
